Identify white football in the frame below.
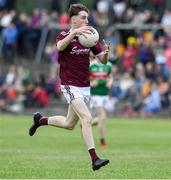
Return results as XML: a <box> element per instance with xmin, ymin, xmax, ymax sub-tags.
<box><xmin>78</xmin><ymin>27</ymin><xmax>99</xmax><ymax>48</ymax></box>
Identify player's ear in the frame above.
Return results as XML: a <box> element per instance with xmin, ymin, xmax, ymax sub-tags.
<box><xmin>71</xmin><ymin>16</ymin><xmax>77</xmax><ymax>25</ymax></box>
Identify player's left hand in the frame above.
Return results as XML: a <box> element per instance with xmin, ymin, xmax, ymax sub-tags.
<box><xmin>102</xmin><ymin>39</ymin><xmax>110</xmax><ymax>54</ymax></box>
<box><xmin>90</xmin><ymin>79</ymin><xmax>98</xmax><ymax>87</ymax></box>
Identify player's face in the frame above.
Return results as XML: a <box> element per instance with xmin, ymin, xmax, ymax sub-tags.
<box><xmin>76</xmin><ymin>11</ymin><xmax>89</xmax><ymax>27</ymax></box>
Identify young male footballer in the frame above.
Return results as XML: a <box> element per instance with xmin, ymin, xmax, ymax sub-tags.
<box><xmin>29</xmin><ymin>3</ymin><xmax>110</xmax><ymax>171</ymax></box>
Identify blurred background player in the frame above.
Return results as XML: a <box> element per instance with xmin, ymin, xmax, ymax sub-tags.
<box><xmin>89</xmin><ymin>54</ymin><xmax>113</xmax><ymax>148</ymax></box>
<box><xmin>28</xmin><ymin>3</ymin><xmax>110</xmax><ymax>171</ymax></box>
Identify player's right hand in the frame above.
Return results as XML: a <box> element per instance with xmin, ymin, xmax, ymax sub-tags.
<box><xmin>73</xmin><ymin>26</ymin><xmax>93</xmax><ymax>38</ymax></box>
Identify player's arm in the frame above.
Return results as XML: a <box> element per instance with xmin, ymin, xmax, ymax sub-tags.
<box><xmin>90</xmin><ymin>78</ymin><xmax>107</xmax><ymax>87</ymax></box>
<box><xmin>90</xmin><ymin>78</ymin><xmax>98</xmax><ymax>87</ymax></box>
<box><xmin>97</xmin><ymin>40</ymin><xmax>110</xmax><ymax>64</ymax></box>
<box><xmin>56</xmin><ymin>32</ymin><xmax>76</xmax><ymax>51</ymax></box>
<box><xmin>106</xmin><ymin>74</ymin><xmax>113</xmax><ymax>89</ymax></box>
<box><xmin>90</xmin><ymin>77</ymin><xmax>107</xmax><ymax>87</ymax></box>
<box><xmin>57</xmin><ymin>26</ymin><xmax>92</xmax><ymax>51</ymax></box>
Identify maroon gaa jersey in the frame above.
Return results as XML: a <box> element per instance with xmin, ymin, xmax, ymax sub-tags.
<box><xmin>56</xmin><ymin>29</ymin><xmax>103</xmax><ymax>87</ymax></box>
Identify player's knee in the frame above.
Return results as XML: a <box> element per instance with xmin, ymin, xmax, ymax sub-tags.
<box><xmin>101</xmin><ymin>114</ymin><xmax>106</xmax><ymax>121</ymax></box>
<box><xmin>65</xmin><ymin>123</ymin><xmax>75</xmax><ymax>130</ymax></box>
<box><xmin>99</xmin><ymin>113</ymin><xmax>106</xmax><ymax>122</ymax></box>
<box><xmin>81</xmin><ymin>115</ymin><xmax>93</xmax><ymax>127</ymax></box>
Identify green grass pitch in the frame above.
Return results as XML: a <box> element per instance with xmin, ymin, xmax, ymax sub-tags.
<box><xmin>0</xmin><ymin>115</ymin><xmax>171</xmax><ymax>179</ymax></box>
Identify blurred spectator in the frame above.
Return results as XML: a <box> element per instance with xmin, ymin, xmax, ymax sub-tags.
<box><xmin>154</xmin><ymin>36</ymin><xmax>166</xmax><ymax>65</ymax></box>
<box><xmin>112</xmin><ymin>0</ymin><xmax>126</xmax><ymax>23</ymax></box>
<box><xmin>94</xmin><ymin>0</ymin><xmax>110</xmax><ymax>26</ymax></box>
<box><xmin>40</xmin><ymin>9</ymin><xmax>49</xmax><ymax>27</ymax></box>
<box><xmin>141</xmin><ymin>78</ymin><xmax>152</xmax><ymax>98</ymax></box>
<box><xmin>119</xmin><ymin>71</ymin><xmax>134</xmax><ymax>99</ymax></box>
<box><xmin>124</xmin><ymin>8</ymin><xmax>134</xmax><ymax>23</ymax></box>
<box><xmin>110</xmin><ymin>65</ymin><xmax>122</xmax><ymax>100</ymax></box>
<box><xmin>144</xmin><ymin>62</ymin><xmax>156</xmax><ymax>81</ymax></box>
<box><xmin>49</xmin><ymin>11</ymin><xmax>59</xmax><ymax>26</ymax></box>
<box><xmin>30</xmin><ymin>8</ymin><xmax>41</xmax><ymax>28</ymax></box>
<box><xmin>123</xmin><ymin>36</ymin><xmax>137</xmax><ymax>70</ymax></box>
<box><xmin>16</xmin><ymin>12</ymin><xmax>30</xmax><ymax>57</ymax></box>
<box><xmin>141</xmin><ymin>82</ymin><xmax>161</xmax><ymax>117</ymax></box>
<box><xmin>32</xmin><ymin>82</ymin><xmax>49</xmax><ymax>107</ymax></box>
<box><xmin>44</xmin><ymin>42</ymin><xmax>58</xmax><ymax>64</ymax></box>
<box><xmin>165</xmin><ymin>40</ymin><xmax>171</xmax><ymax>68</ymax></box>
<box><xmin>28</xmin><ymin>8</ymin><xmax>42</xmax><ymax>55</ymax></box>
<box><xmin>1</xmin><ymin>22</ymin><xmax>18</xmax><ymax>63</ymax></box>
<box><xmin>5</xmin><ymin>65</ymin><xmax>16</xmax><ymax>86</ymax></box>
<box><xmin>15</xmin><ymin>65</ymin><xmax>31</xmax><ymax>90</ymax></box>
<box><xmin>45</xmin><ymin>64</ymin><xmax>61</xmax><ymax>96</ymax></box>
<box><xmin>0</xmin><ymin>10</ymin><xmax>13</xmax><ymax>27</ymax></box>
<box><xmin>161</xmin><ymin>8</ymin><xmax>171</xmax><ymax>35</ymax></box>
<box><xmin>131</xmin><ymin>9</ymin><xmax>151</xmax><ymax>24</ymax></box>
<box><xmin>138</xmin><ymin>41</ymin><xmax>155</xmax><ymax>65</ymax></box>
<box><xmin>157</xmin><ymin>76</ymin><xmax>170</xmax><ymax>108</ymax></box>
<box><xmin>58</xmin><ymin>11</ymin><xmax>69</xmax><ymax>26</ymax></box>
<box><xmin>134</xmin><ymin>63</ymin><xmax>145</xmax><ymax>96</ymax></box>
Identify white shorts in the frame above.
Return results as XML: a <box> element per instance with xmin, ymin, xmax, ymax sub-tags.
<box><xmin>61</xmin><ymin>85</ymin><xmax>90</xmax><ymax>104</ymax></box>
<box><xmin>90</xmin><ymin>95</ymin><xmax>108</xmax><ymax>108</ymax></box>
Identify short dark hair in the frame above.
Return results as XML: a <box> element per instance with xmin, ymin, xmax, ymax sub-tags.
<box><xmin>68</xmin><ymin>3</ymin><xmax>89</xmax><ymax>18</ymax></box>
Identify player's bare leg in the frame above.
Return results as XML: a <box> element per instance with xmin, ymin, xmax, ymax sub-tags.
<box><xmin>48</xmin><ymin>105</ymin><xmax>79</xmax><ymax>129</ymax></box>
<box><xmin>71</xmin><ymin>98</ymin><xmax>94</xmax><ymax>148</ymax></box>
<box><xmin>91</xmin><ymin>117</ymin><xmax>98</xmax><ymax>126</ymax></box>
<box><xmin>93</xmin><ymin>107</ymin><xmax>107</xmax><ymax>147</ymax></box>
<box><xmin>29</xmin><ymin>105</ymin><xmax>79</xmax><ymax>136</ymax></box>
<box><xmin>71</xmin><ymin>98</ymin><xmax>109</xmax><ymax>170</ymax></box>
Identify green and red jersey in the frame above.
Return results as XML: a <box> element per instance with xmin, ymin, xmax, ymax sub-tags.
<box><xmin>89</xmin><ymin>60</ymin><xmax>112</xmax><ymax>96</ymax></box>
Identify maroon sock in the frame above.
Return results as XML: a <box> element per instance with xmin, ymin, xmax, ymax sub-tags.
<box><xmin>88</xmin><ymin>148</ymin><xmax>98</xmax><ymax>161</ymax></box>
<box><xmin>39</xmin><ymin>117</ymin><xmax>48</xmax><ymax>126</ymax></box>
